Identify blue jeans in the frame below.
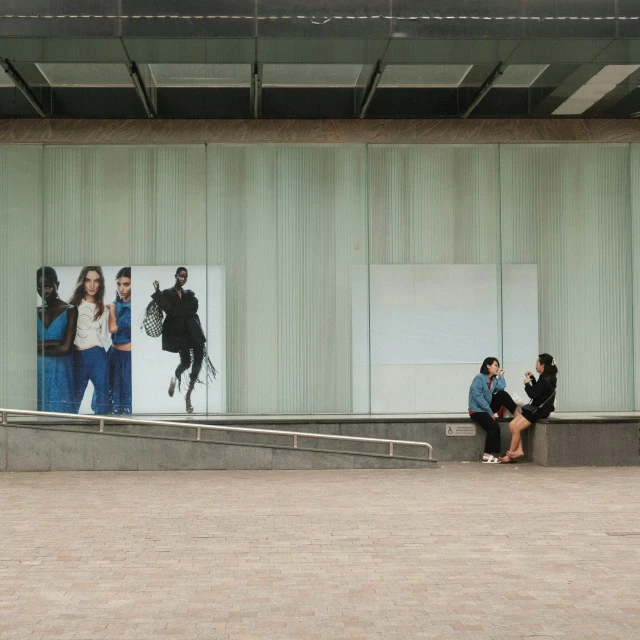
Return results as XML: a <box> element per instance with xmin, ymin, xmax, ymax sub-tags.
<box><xmin>73</xmin><ymin>346</ymin><xmax>109</xmax><ymax>414</ymax></box>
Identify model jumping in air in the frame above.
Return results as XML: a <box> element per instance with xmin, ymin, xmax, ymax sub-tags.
<box><xmin>152</xmin><ymin>267</ymin><xmax>215</xmax><ymax>414</ymax></box>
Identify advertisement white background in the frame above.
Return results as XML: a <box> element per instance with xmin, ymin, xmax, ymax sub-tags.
<box><xmin>133</xmin><ymin>266</ymin><xmax>225</xmax><ymax>415</ymax></box>
<box><xmin>40</xmin><ymin>265</ymin><xmax>225</xmax><ymax>415</ymax></box>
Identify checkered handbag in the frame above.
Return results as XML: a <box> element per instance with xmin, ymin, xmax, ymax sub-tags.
<box><xmin>142</xmin><ymin>300</ymin><xmax>163</xmax><ymax>338</ymax></box>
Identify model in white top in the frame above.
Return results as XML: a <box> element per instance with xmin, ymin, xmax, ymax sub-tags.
<box><xmin>69</xmin><ymin>267</ymin><xmax>111</xmax><ymax>414</ymax></box>
<box><xmin>75</xmin><ymin>299</ymin><xmax>110</xmax><ymax>350</ymax></box>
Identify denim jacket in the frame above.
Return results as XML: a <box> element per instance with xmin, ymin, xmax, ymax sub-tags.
<box><xmin>468</xmin><ymin>373</ymin><xmax>506</xmax><ymax>414</ymax></box>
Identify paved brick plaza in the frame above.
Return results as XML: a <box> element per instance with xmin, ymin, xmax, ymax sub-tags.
<box><xmin>1</xmin><ymin>464</ymin><xmax>640</xmax><ymax>640</ymax></box>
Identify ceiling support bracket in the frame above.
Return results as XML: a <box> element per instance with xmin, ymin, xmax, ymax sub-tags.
<box><xmin>251</xmin><ymin>62</ymin><xmax>262</xmax><ymax>118</ymax></box>
<box><xmin>358</xmin><ymin>61</ymin><xmax>383</xmax><ymax>119</ymax></box>
<box><xmin>128</xmin><ymin>62</ymin><xmax>156</xmax><ymax>118</ymax></box>
<box><xmin>1</xmin><ymin>58</ymin><xmax>48</xmax><ymax>117</ymax></box>
<box><xmin>461</xmin><ymin>61</ymin><xmax>503</xmax><ymax>119</ymax></box>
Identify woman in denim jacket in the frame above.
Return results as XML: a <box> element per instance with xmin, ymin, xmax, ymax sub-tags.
<box><xmin>468</xmin><ymin>357</ymin><xmax>519</xmax><ymax>463</ymax></box>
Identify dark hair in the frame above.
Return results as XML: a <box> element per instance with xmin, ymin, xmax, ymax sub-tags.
<box><xmin>115</xmin><ymin>267</ymin><xmax>131</xmax><ymax>302</ymax></box>
<box><xmin>538</xmin><ymin>353</ymin><xmax>558</xmax><ymax>388</ymax></box>
<box><xmin>175</xmin><ymin>267</ymin><xmax>188</xmax><ymax>276</ymax></box>
<box><xmin>480</xmin><ymin>357</ymin><xmax>499</xmax><ymax>375</ymax></box>
<box><xmin>69</xmin><ymin>266</ymin><xmax>105</xmax><ymax>321</ymax></box>
<box><xmin>36</xmin><ymin>266</ymin><xmax>59</xmax><ymax>284</ymax></box>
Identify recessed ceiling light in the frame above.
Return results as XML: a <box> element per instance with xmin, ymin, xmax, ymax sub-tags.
<box><xmin>552</xmin><ymin>64</ymin><xmax>639</xmax><ymax>115</ymax></box>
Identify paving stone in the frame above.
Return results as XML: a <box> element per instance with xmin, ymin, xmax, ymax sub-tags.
<box><xmin>1</xmin><ymin>465</ymin><xmax>640</xmax><ymax>639</ymax></box>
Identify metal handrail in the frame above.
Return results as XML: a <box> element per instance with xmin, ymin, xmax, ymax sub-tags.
<box><xmin>0</xmin><ymin>408</ymin><xmax>435</xmax><ymax>460</ymax></box>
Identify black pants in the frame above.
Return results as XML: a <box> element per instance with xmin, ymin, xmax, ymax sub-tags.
<box><xmin>470</xmin><ymin>390</ymin><xmax>518</xmax><ymax>455</ymax></box>
<box><xmin>175</xmin><ymin>344</ymin><xmax>204</xmax><ymax>388</ymax></box>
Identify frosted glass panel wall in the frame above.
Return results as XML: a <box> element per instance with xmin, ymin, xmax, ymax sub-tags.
<box><xmin>43</xmin><ymin>146</ymin><xmax>206</xmax><ymax>266</ymax></box>
<box><xmin>368</xmin><ymin>145</ymin><xmax>501</xmax><ymax>412</ymax></box>
<box><xmin>207</xmin><ymin>145</ymin><xmax>368</xmax><ymax>414</ymax></box>
<box><xmin>1</xmin><ymin>142</ymin><xmax>638</xmax><ymax>415</ymax></box>
<box><xmin>632</xmin><ymin>145</ymin><xmax>640</xmax><ymax>410</ymax></box>
<box><xmin>501</xmin><ymin>145</ymin><xmax>633</xmax><ymax>411</ymax></box>
<box><xmin>0</xmin><ymin>146</ymin><xmax>42</xmax><ymax>409</ymax></box>
<box><xmin>369</xmin><ymin>145</ymin><xmax>500</xmax><ymax>264</ymax></box>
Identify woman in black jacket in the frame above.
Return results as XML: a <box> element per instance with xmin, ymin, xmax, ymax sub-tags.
<box><xmin>500</xmin><ymin>353</ymin><xmax>558</xmax><ymax>463</ymax></box>
<box><xmin>152</xmin><ymin>267</ymin><xmax>206</xmax><ymax>414</ymax></box>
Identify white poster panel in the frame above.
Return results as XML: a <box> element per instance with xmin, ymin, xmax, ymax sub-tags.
<box><xmin>351</xmin><ymin>266</ymin><xmax>370</xmax><ymax>413</ymax></box>
<box><xmin>355</xmin><ymin>264</ymin><xmax>538</xmax><ymax>413</ymax></box>
<box><xmin>206</xmin><ymin>266</ymin><xmax>226</xmax><ymax>414</ymax></box>
<box><xmin>37</xmin><ymin>265</ymin><xmax>225</xmax><ymax>416</ymax></box>
<box><xmin>134</xmin><ymin>266</ymin><xmax>224</xmax><ymax>415</ymax></box>
<box><xmin>369</xmin><ymin>264</ymin><xmax>499</xmax><ymax>366</ymax></box>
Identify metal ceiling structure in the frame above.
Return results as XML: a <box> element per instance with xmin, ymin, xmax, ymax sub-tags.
<box><xmin>1</xmin><ymin>1</ymin><xmax>640</xmax><ymax>119</ymax></box>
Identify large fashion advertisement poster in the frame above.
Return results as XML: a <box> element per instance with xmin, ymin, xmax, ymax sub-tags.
<box><xmin>36</xmin><ymin>265</ymin><xmax>225</xmax><ymax>415</ymax></box>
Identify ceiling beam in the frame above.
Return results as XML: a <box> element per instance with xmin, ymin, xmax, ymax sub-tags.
<box><xmin>358</xmin><ymin>61</ymin><xmax>383</xmax><ymax>119</ymax></box>
<box><xmin>251</xmin><ymin>62</ymin><xmax>262</xmax><ymax>118</ymax></box>
<box><xmin>128</xmin><ymin>62</ymin><xmax>156</xmax><ymax>118</ymax></box>
<box><xmin>0</xmin><ymin>58</ymin><xmax>48</xmax><ymax>117</ymax></box>
<box><xmin>461</xmin><ymin>61</ymin><xmax>503</xmax><ymax>118</ymax></box>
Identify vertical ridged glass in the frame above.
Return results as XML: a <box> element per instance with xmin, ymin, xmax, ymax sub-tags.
<box><xmin>207</xmin><ymin>145</ymin><xmax>368</xmax><ymax>414</ymax></box>
<box><xmin>368</xmin><ymin>145</ymin><xmax>501</xmax><ymax>265</ymax></box>
<box><xmin>631</xmin><ymin>145</ymin><xmax>640</xmax><ymax>410</ymax></box>
<box><xmin>0</xmin><ymin>146</ymin><xmax>43</xmax><ymax>410</ymax></box>
<box><xmin>501</xmin><ymin>144</ymin><xmax>633</xmax><ymax>411</ymax></box>
<box><xmin>0</xmin><ymin>142</ymin><xmax>637</xmax><ymax>415</ymax></box>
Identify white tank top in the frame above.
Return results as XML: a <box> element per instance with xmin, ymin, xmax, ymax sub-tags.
<box><xmin>74</xmin><ymin>300</ymin><xmax>110</xmax><ymax>350</ymax></box>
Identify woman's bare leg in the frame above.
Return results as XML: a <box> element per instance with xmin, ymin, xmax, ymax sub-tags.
<box><xmin>501</xmin><ymin>415</ymin><xmax>532</xmax><ymax>460</ymax></box>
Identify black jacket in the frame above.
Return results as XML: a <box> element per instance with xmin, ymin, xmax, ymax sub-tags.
<box><xmin>524</xmin><ymin>375</ymin><xmax>556</xmax><ymax>418</ymax></box>
<box><xmin>151</xmin><ymin>288</ymin><xmax>206</xmax><ymax>353</ymax></box>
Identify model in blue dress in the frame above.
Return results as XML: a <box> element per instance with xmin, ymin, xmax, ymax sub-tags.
<box><xmin>36</xmin><ymin>267</ymin><xmax>78</xmax><ymax>413</ymax></box>
<box><xmin>107</xmin><ymin>268</ymin><xmax>132</xmax><ymax>414</ymax></box>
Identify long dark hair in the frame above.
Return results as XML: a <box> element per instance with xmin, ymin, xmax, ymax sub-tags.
<box><xmin>115</xmin><ymin>267</ymin><xmax>131</xmax><ymax>302</ymax></box>
<box><xmin>70</xmin><ymin>266</ymin><xmax>105</xmax><ymax>320</ymax></box>
<box><xmin>538</xmin><ymin>353</ymin><xmax>558</xmax><ymax>388</ymax></box>
<box><xmin>480</xmin><ymin>357</ymin><xmax>499</xmax><ymax>375</ymax></box>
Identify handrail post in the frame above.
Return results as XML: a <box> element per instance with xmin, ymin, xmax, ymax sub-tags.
<box><xmin>293</xmin><ymin>434</ymin><xmax>298</xmax><ymax>448</ymax></box>
<box><xmin>99</xmin><ymin>419</ymin><xmax>104</xmax><ymax>433</ymax></box>
<box><xmin>196</xmin><ymin>427</ymin><xmax>201</xmax><ymax>442</ymax></box>
<box><xmin>1</xmin><ymin>411</ymin><xmax>7</xmax><ymax>426</ymax></box>
<box><xmin>389</xmin><ymin>442</ymin><xmax>394</xmax><ymax>457</ymax></box>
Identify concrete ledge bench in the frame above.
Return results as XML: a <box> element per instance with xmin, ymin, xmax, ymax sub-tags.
<box><xmin>2</xmin><ymin>413</ymin><xmax>638</xmax><ymax>468</ymax></box>
<box><xmin>528</xmin><ymin>418</ymin><xmax>640</xmax><ymax>467</ymax></box>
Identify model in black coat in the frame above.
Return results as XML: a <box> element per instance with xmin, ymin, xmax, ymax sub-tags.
<box><xmin>152</xmin><ymin>267</ymin><xmax>206</xmax><ymax>413</ymax></box>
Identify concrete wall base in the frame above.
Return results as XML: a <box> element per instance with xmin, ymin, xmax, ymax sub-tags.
<box><xmin>2</xmin><ymin>417</ymin><xmax>638</xmax><ymax>470</ymax></box>
<box><xmin>0</xmin><ymin>425</ymin><xmax>437</xmax><ymax>472</ymax></box>
<box><xmin>529</xmin><ymin>422</ymin><xmax>640</xmax><ymax>467</ymax></box>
